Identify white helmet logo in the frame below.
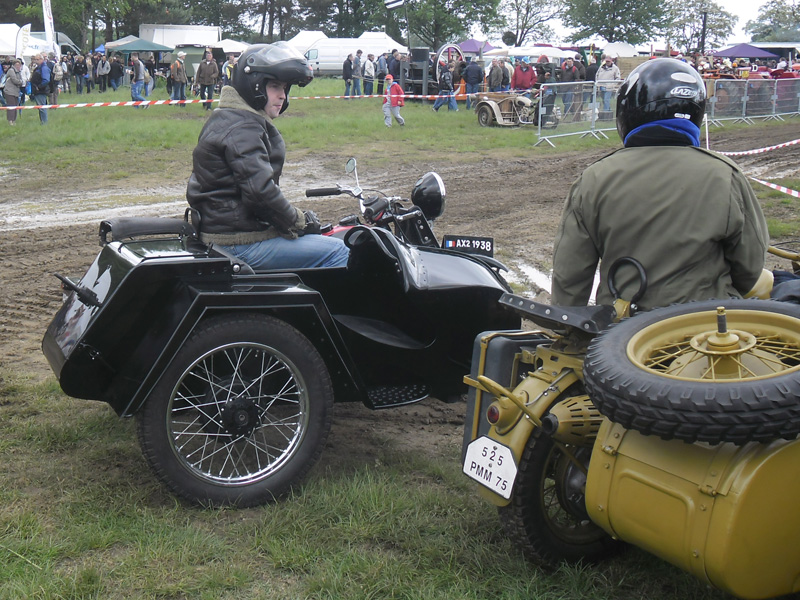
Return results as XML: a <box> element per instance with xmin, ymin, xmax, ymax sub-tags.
<box><xmin>670</xmin><ymin>86</ymin><xmax>696</xmax><ymax>98</ymax></box>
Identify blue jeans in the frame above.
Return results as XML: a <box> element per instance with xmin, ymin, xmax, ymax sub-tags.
<box><xmin>601</xmin><ymin>87</ymin><xmax>613</xmax><ymax>111</ymax></box>
<box><xmin>33</xmin><ymin>93</ymin><xmax>48</xmax><ymax>123</ymax></box>
<box><xmin>344</xmin><ymin>80</ymin><xmax>351</xmax><ymax>97</ymax></box>
<box><xmin>352</xmin><ymin>78</ymin><xmax>362</xmax><ymax>96</ymax></box>
<box><xmin>172</xmin><ymin>82</ymin><xmax>186</xmax><ymax>105</ymax></box>
<box><xmin>465</xmin><ymin>82</ymin><xmax>480</xmax><ymax>109</ymax></box>
<box><xmin>432</xmin><ymin>91</ymin><xmax>457</xmax><ymax>111</ymax></box>
<box><xmin>364</xmin><ymin>80</ymin><xmax>373</xmax><ymax>96</ymax></box>
<box><xmin>131</xmin><ymin>80</ymin><xmax>145</xmax><ymax>106</ymax></box>
<box><xmin>223</xmin><ymin>235</ymin><xmax>350</xmax><ymax>270</ymax></box>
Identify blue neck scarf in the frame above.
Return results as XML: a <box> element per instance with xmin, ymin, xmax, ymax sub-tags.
<box><xmin>624</xmin><ymin>118</ymin><xmax>701</xmax><ymax>148</ymax></box>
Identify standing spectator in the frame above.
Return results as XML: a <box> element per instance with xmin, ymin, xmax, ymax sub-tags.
<box><xmin>109</xmin><ymin>56</ymin><xmax>124</xmax><ymax>91</ymax></box>
<box><xmin>60</xmin><ymin>55</ymin><xmax>71</xmax><ymax>92</ymax></box>
<box><xmin>574</xmin><ymin>53</ymin><xmax>586</xmax><ymax>79</ymax></box>
<box><xmin>432</xmin><ymin>62</ymin><xmax>458</xmax><ymax>112</ymax></box>
<box><xmin>488</xmin><ymin>58</ymin><xmax>503</xmax><ymax>92</ymax></box>
<box><xmin>560</xmin><ymin>56</ymin><xmax>582</xmax><ymax>120</ymax></box>
<box><xmin>3</xmin><ymin>58</ymin><xmax>23</xmax><ymax>125</ymax></box>
<box><xmin>46</xmin><ymin>52</ymin><xmax>60</xmax><ymax>105</ymax></box>
<box><xmin>511</xmin><ymin>57</ymin><xmax>536</xmax><ymax>95</ymax></box>
<box><xmin>352</xmin><ymin>49</ymin><xmax>363</xmax><ymax>97</ymax></box>
<box><xmin>342</xmin><ymin>53</ymin><xmax>353</xmax><ymax>97</ymax></box>
<box><xmin>388</xmin><ymin>49</ymin><xmax>401</xmax><ymax>79</ymax></box>
<box><xmin>584</xmin><ymin>54</ymin><xmax>599</xmax><ymax>110</ymax></box>
<box><xmin>144</xmin><ymin>56</ymin><xmax>156</xmax><ymax>96</ymax></box>
<box><xmin>96</xmin><ymin>54</ymin><xmax>110</xmax><ymax>92</ymax></box>
<box><xmin>85</xmin><ymin>54</ymin><xmax>94</xmax><ymax>93</ymax></box>
<box><xmin>463</xmin><ymin>58</ymin><xmax>484</xmax><ymax>109</ymax></box>
<box><xmin>382</xmin><ymin>74</ymin><xmax>405</xmax><ymax>127</ymax></box>
<box><xmin>596</xmin><ymin>54</ymin><xmax>621</xmax><ymax>116</ymax></box>
<box><xmin>221</xmin><ymin>53</ymin><xmax>236</xmax><ymax>86</ymax></box>
<box><xmin>195</xmin><ymin>51</ymin><xmax>219</xmax><ymax>111</ymax></box>
<box><xmin>376</xmin><ymin>52</ymin><xmax>388</xmax><ymax>94</ymax></box>
<box><xmin>130</xmin><ymin>52</ymin><xmax>147</xmax><ymax>107</ymax></box>
<box><xmin>171</xmin><ymin>51</ymin><xmax>188</xmax><ymax>106</ymax></box>
<box><xmin>363</xmin><ymin>53</ymin><xmax>375</xmax><ymax>96</ymax></box>
<box><xmin>501</xmin><ymin>58</ymin><xmax>512</xmax><ymax>91</ymax></box>
<box><xmin>30</xmin><ymin>54</ymin><xmax>50</xmax><ymax>124</ymax></box>
<box><xmin>72</xmin><ymin>54</ymin><xmax>87</xmax><ymax>94</ymax></box>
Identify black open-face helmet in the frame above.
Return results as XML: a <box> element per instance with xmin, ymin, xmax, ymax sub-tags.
<box><xmin>616</xmin><ymin>58</ymin><xmax>706</xmax><ymax>141</ymax></box>
<box><xmin>411</xmin><ymin>172</ymin><xmax>446</xmax><ymax>221</ymax></box>
<box><xmin>233</xmin><ymin>42</ymin><xmax>313</xmax><ymax>113</ymax></box>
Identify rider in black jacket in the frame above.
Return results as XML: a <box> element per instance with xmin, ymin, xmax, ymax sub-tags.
<box><xmin>186</xmin><ymin>43</ymin><xmax>349</xmax><ymax>270</ymax></box>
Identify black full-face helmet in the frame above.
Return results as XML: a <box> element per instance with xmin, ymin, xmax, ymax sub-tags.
<box><xmin>233</xmin><ymin>42</ymin><xmax>313</xmax><ymax>113</ymax></box>
<box><xmin>615</xmin><ymin>58</ymin><xmax>706</xmax><ymax>141</ymax></box>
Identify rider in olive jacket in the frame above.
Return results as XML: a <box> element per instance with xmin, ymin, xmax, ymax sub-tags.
<box><xmin>552</xmin><ymin>59</ymin><xmax>768</xmax><ymax>311</ymax></box>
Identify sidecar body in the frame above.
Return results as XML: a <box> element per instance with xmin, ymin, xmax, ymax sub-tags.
<box><xmin>43</xmin><ymin>217</ymin><xmax>519</xmax><ymax>417</ymax></box>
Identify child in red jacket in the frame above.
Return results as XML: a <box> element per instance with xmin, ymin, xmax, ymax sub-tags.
<box><xmin>382</xmin><ymin>74</ymin><xmax>405</xmax><ymax>127</ymax></box>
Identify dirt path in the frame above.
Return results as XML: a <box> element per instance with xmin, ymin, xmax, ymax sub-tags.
<box><xmin>3</xmin><ymin>123</ymin><xmax>800</xmax><ymax>380</ymax></box>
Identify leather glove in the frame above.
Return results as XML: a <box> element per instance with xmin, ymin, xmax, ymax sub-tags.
<box><xmin>302</xmin><ymin>210</ymin><xmax>321</xmax><ymax>235</ymax></box>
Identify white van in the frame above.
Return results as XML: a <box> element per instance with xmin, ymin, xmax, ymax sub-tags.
<box><xmin>304</xmin><ymin>33</ymin><xmax>407</xmax><ymax>76</ymax></box>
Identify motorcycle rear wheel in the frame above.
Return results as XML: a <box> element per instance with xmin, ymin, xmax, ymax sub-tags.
<box><xmin>137</xmin><ymin>313</ymin><xmax>334</xmax><ymax>507</ymax></box>
<box><xmin>585</xmin><ymin>299</ymin><xmax>800</xmax><ymax>445</ymax></box>
<box><xmin>499</xmin><ymin>428</ymin><xmax>619</xmax><ymax>566</ymax></box>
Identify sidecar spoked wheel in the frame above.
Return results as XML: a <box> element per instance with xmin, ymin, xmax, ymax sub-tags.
<box><xmin>137</xmin><ymin>314</ymin><xmax>333</xmax><ymax>507</ymax></box>
<box><xmin>499</xmin><ymin>429</ymin><xmax>619</xmax><ymax>566</ymax></box>
<box><xmin>477</xmin><ymin>105</ymin><xmax>494</xmax><ymax>127</ymax></box>
<box><xmin>584</xmin><ymin>299</ymin><xmax>800</xmax><ymax>445</ymax></box>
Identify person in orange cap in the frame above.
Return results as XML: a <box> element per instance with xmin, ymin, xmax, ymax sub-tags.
<box><xmin>382</xmin><ymin>74</ymin><xmax>405</xmax><ymax>127</ymax></box>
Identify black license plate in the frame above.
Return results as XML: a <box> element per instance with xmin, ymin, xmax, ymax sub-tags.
<box><xmin>442</xmin><ymin>235</ymin><xmax>494</xmax><ymax>257</ymax></box>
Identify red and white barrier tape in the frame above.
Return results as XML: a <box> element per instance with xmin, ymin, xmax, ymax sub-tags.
<box><xmin>718</xmin><ymin>138</ymin><xmax>800</xmax><ymax>156</ymax></box>
<box><xmin>0</xmin><ymin>98</ymin><xmax>217</xmax><ymax>110</ymax></box>
<box><xmin>0</xmin><ymin>92</ymin><xmax>471</xmax><ymax>110</ymax></box>
<box><xmin>750</xmin><ymin>177</ymin><xmax>800</xmax><ymax>199</ymax></box>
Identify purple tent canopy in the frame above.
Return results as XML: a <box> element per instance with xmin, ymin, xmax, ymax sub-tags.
<box><xmin>713</xmin><ymin>43</ymin><xmax>779</xmax><ymax>59</ymax></box>
<box><xmin>459</xmin><ymin>38</ymin><xmax>494</xmax><ymax>53</ymax></box>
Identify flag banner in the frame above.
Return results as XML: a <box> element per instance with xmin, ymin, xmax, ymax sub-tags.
<box><xmin>384</xmin><ymin>0</ymin><xmax>404</xmax><ymax>9</ymax></box>
<box><xmin>42</xmin><ymin>0</ymin><xmax>58</xmax><ymax>56</ymax></box>
<box><xmin>16</xmin><ymin>23</ymin><xmax>32</xmax><ymax>58</ymax></box>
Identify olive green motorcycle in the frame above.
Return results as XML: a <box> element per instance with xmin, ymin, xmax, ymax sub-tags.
<box><xmin>461</xmin><ymin>251</ymin><xmax>800</xmax><ymax>600</ymax></box>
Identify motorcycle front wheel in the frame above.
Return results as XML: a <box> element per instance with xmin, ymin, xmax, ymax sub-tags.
<box><xmin>137</xmin><ymin>313</ymin><xmax>334</xmax><ymax>507</ymax></box>
<box><xmin>499</xmin><ymin>428</ymin><xmax>619</xmax><ymax>566</ymax></box>
<box><xmin>584</xmin><ymin>299</ymin><xmax>800</xmax><ymax>445</ymax></box>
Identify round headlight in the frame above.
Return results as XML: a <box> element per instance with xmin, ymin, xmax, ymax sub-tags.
<box><xmin>411</xmin><ymin>172</ymin><xmax>446</xmax><ymax>221</ymax></box>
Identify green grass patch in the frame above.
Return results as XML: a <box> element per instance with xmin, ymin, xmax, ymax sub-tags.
<box><xmin>752</xmin><ymin>178</ymin><xmax>800</xmax><ymax>238</ymax></box>
<box><xmin>0</xmin><ymin>369</ymin><xmax>733</xmax><ymax>600</ymax></box>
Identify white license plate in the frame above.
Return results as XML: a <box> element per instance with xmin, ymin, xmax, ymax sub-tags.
<box><xmin>463</xmin><ymin>437</ymin><xmax>517</xmax><ymax>499</ymax></box>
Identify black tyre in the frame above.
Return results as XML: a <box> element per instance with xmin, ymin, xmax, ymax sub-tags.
<box><xmin>477</xmin><ymin>105</ymin><xmax>494</xmax><ymax>127</ymax></box>
<box><xmin>137</xmin><ymin>313</ymin><xmax>334</xmax><ymax>507</ymax></box>
<box><xmin>499</xmin><ymin>428</ymin><xmax>619</xmax><ymax>566</ymax></box>
<box><xmin>584</xmin><ymin>299</ymin><xmax>800</xmax><ymax>445</ymax></box>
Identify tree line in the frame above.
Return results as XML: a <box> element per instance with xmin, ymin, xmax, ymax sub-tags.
<box><xmin>1</xmin><ymin>0</ymin><xmax>797</xmax><ymax>56</ymax></box>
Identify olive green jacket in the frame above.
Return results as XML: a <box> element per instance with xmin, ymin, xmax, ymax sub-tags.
<box><xmin>551</xmin><ymin>145</ymin><xmax>768</xmax><ymax>311</ymax></box>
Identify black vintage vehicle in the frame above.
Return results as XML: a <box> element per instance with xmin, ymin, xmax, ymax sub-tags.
<box><xmin>41</xmin><ymin>162</ymin><xmax>519</xmax><ymax>507</ymax></box>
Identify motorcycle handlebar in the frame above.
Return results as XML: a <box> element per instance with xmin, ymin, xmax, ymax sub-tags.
<box><xmin>363</xmin><ymin>197</ymin><xmax>391</xmax><ymax>221</ymax></box>
<box><xmin>305</xmin><ymin>187</ymin><xmax>343</xmax><ymax>197</ymax></box>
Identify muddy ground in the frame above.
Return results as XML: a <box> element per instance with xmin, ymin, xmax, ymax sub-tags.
<box><xmin>2</xmin><ymin>122</ymin><xmax>799</xmax><ymax>455</ymax></box>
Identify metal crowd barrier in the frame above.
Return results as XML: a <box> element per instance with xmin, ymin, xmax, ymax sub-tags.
<box><xmin>533</xmin><ymin>80</ymin><xmax>622</xmax><ymax>147</ymax></box>
<box><xmin>530</xmin><ymin>78</ymin><xmax>800</xmax><ymax>146</ymax></box>
<box><xmin>704</xmin><ymin>78</ymin><xmax>800</xmax><ymax>125</ymax></box>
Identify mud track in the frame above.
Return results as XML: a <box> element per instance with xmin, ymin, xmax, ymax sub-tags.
<box><xmin>2</xmin><ymin>123</ymin><xmax>799</xmax><ymax>450</ymax></box>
